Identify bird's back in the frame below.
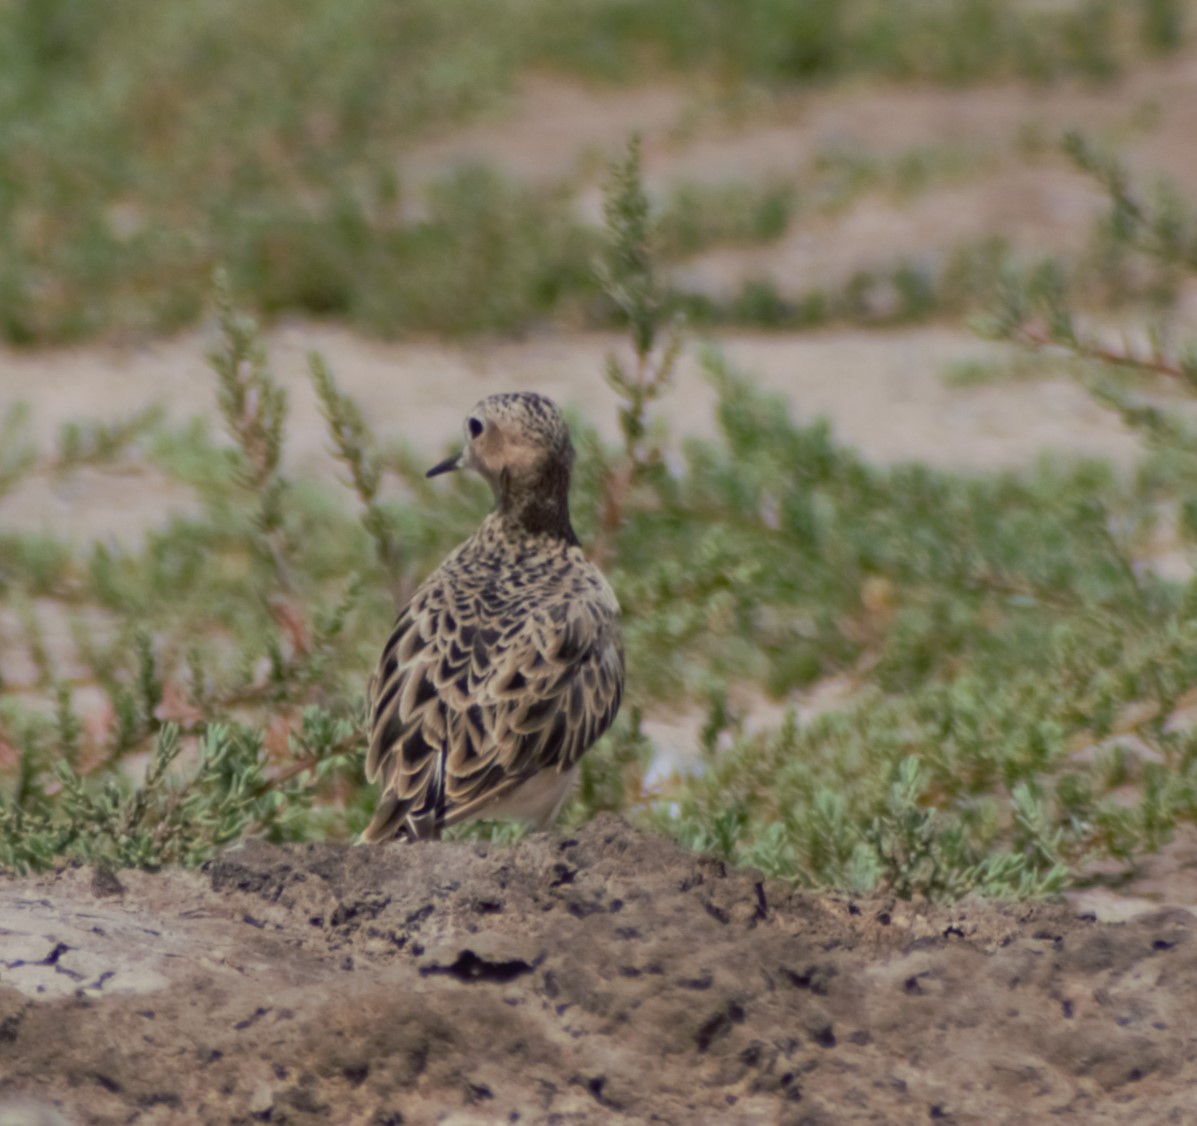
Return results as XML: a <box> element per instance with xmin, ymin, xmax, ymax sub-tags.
<box><xmin>363</xmin><ymin>514</ymin><xmax>623</xmax><ymax>841</ymax></box>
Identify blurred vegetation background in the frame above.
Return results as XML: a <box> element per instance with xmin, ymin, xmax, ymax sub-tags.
<box><xmin>0</xmin><ymin>0</ymin><xmax>1189</xmax><ymax>343</ymax></box>
<box><xmin>4</xmin><ymin>0</ymin><xmax>1197</xmax><ymax>900</ymax></box>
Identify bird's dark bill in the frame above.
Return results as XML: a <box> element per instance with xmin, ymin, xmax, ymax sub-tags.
<box><xmin>426</xmin><ymin>452</ymin><xmax>463</xmax><ymax>478</ymax></box>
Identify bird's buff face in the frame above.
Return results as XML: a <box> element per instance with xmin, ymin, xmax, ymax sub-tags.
<box><xmin>425</xmin><ymin>392</ymin><xmax>572</xmax><ymax>491</ymax></box>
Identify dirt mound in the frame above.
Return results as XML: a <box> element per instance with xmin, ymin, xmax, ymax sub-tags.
<box><xmin>1</xmin><ymin>816</ymin><xmax>1194</xmax><ymax>1124</ymax></box>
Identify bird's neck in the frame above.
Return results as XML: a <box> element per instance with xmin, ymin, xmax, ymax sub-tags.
<box><xmin>494</xmin><ymin>465</ymin><xmax>579</xmax><ymax>544</ymax></box>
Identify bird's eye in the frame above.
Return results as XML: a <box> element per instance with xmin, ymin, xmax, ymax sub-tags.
<box><xmin>468</xmin><ymin>417</ymin><xmax>484</xmax><ymax>439</ymax></box>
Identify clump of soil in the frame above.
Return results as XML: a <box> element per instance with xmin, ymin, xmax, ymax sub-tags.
<box><xmin>1</xmin><ymin>815</ymin><xmax>1194</xmax><ymax>1124</ymax></box>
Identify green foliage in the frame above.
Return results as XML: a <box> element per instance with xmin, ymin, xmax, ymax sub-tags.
<box><xmin>0</xmin><ymin>715</ymin><xmax>358</xmax><ymax>874</ymax></box>
<box><xmin>623</xmin><ymin>128</ymin><xmax>1197</xmax><ymax>898</ymax></box>
<box><xmin>310</xmin><ymin>353</ymin><xmax>402</xmax><ymax>584</ymax></box>
<box><xmin>662</xmin><ymin>611</ymin><xmax>1197</xmax><ymax>898</ymax></box>
<box><xmin>210</xmin><ymin>271</ymin><xmax>292</xmax><ymax>585</ymax></box>
<box><xmin>1140</xmin><ymin>0</ymin><xmax>1185</xmax><ymax>50</ymax></box>
<box><xmin>535</xmin><ymin>0</ymin><xmax>1167</xmax><ymax>85</ymax></box>
<box><xmin>598</xmin><ymin>137</ymin><xmax>683</xmax><ymax>473</ymax></box>
<box><xmin>9</xmin><ymin>119</ymin><xmax>1197</xmax><ymax>907</ymax></box>
<box><xmin>659</xmin><ymin>181</ymin><xmax>796</xmax><ymax>260</ymax></box>
<box><xmin>0</xmin><ymin>0</ymin><xmax>1183</xmax><ymax>344</ymax></box>
<box><xmin>0</xmin><ymin>406</ymin><xmax>37</xmax><ymax>499</ymax></box>
<box><xmin>980</xmin><ymin>133</ymin><xmax>1197</xmax><ymax>368</ymax></box>
<box><xmin>9</xmin><ymin>292</ymin><xmax>1197</xmax><ymax>894</ymax></box>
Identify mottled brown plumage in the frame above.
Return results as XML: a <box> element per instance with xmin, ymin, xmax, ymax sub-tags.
<box><xmin>362</xmin><ymin>392</ymin><xmax>624</xmax><ymax>842</ymax></box>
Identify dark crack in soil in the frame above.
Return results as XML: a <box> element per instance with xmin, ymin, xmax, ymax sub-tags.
<box><xmin>2</xmin><ymin>815</ymin><xmax>1196</xmax><ymax>1124</ymax></box>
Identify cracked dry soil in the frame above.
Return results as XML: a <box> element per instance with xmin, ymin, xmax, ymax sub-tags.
<box><xmin>1</xmin><ymin>815</ymin><xmax>1196</xmax><ymax>1124</ymax></box>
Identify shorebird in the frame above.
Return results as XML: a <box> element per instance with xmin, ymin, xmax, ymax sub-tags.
<box><xmin>362</xmin><ymin>392</ymin><xmax>624</xmax><ymax>842</ymax></box>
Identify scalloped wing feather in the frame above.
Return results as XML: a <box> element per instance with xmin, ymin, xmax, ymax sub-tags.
<box><xmin>362</xmin><ymin>560</ymin><xmax>623</xmax><ymax>842</ymax></box>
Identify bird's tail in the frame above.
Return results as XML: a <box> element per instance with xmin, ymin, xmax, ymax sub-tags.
<box><xmin>358</xmin><ymin>793</ymin><xmax>442</xmax><ymax>843</ymax></box>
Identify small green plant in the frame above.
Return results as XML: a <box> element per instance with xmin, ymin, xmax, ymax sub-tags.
<box><xmin>597</xmin><ymin>136</ymin><xmax>683</xmax><ymax>476</ymax></box>
<box><xmin>659</xmin><ymin>181</ymin><xmax>795</xmax><ymax>259</ymax></box>
<box><xmin>982</xmin><ymin>132</ymin><xmax>1197</xmax><ymax>370</ymax></box>
<box><xmin>210</xmin><ymin>270</ymin><xmax>293</xmax><ymax>589</ymax></box>
<box><xmin>310</xmin><ymin>353</ymin><xmax>403</xmax><ymax>588</ymax></box>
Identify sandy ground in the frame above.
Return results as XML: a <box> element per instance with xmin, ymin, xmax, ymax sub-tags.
<box><xmin>5</xmin><ymin>817</ymin><xmax>1197</xmax><ymax>1125</ymax></box>
<box><xmin>0</xmin><ymin>323</ymin><xmax>1145</xmax><ymax>543</ymax></box>
<box><xmin>5</xmin><ymin>60</ymin><xmax>1197</xmax><ymax>1124</ymax></box>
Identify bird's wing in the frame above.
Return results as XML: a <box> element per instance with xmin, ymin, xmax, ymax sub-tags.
<box><xmin>363</xmin><ymin>579</ymin><xmax>623</xmax><ymax>841</ymax></box>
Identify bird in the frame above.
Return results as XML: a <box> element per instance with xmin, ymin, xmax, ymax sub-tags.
<box><xmin>362</xmin><ymin>391</ymin><xmax>624</xmax><ymax>842</ymax></box>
